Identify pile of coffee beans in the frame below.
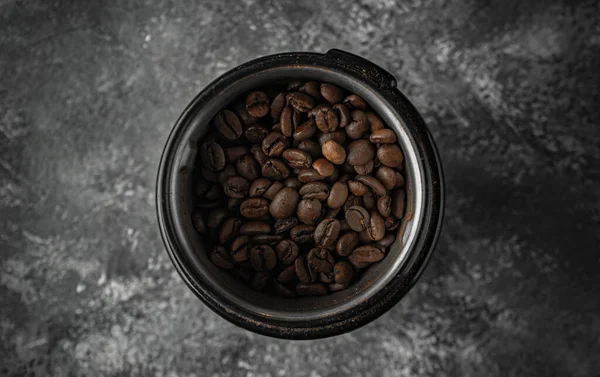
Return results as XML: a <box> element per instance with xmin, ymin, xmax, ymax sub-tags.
<box><xmin>191</xmin><ymin>80</ymin><xmax>406</xmax><ymax>297</ymax></box>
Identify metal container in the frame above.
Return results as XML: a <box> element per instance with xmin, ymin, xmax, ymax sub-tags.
<box><xmin>156</xmin><ymin>49</ymin><xmax>444</xmax><ymax>339</ymax></box>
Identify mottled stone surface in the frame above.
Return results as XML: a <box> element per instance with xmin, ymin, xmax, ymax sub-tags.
<box><xmin>1</xmin><ymin>0</ymin><xmax>599</xmax><ymax>376</ymax></box>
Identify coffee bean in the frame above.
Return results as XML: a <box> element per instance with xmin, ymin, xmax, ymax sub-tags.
<box><xmin>348</xmin><ymin>180</ymin><xmax>369</xmax><ymax>196</ymax></box>
<box><xmin>299</xmin><ymin>182</ymin><xmax>330</xmax><ymax>200</ymax></box>
<box><xmin>353</xmin><ymin>161</ymin><xmax>374</xmax><ymax>175</ymax></box>
<box><xmin>346</xmin><ymin>139</ymin><xmax>375</xmax><ymax>166</ymax></box>
<box><xmin>224</xmin><ymin>146</ymin><xmax>249</xmax><ymax>164</ymax></box>
<box><xmin>315</xmin><ymin>107</ymin><xmax>338</xmax><ymax>133</ymax></box>
<box><xmin>274</xmin><ymin>217</ymin><xmax>298</xmax><ymax>234</ymax></box>
<box><xmin>320</xmin><ymin>271</ymin><xmax>335</xmax><ymax>284</ymax></box>
<box><xmin>370</xmin><ymin>128</ymin><xmax>397</xmax><ymax>143</ymax></box>
<box><xmin>248</xmin><ymin>178</ymin><xmax>270</xmax><ymax>197</ymax></box>
<box><xmin>355</xmin><ymin>175</ymin><xmax>386</xmax><ymax>196</ymax></box>
<box><xmin>312</xmin><ymin>158</ymin><xmax>335</xmax><ymax>177</ymax></box>
<box><xmin>339</xmin><ymin>220</ymin><xmax>351</xmax><ymax>232</ymax></box>
<box><xmin>366</xmin><ymin>211</ymin><xmax>385</xmax><ymax>241</ymax></box>
<box><xmin>251</xmin><ymin>272</ymin><xmax>270</xmax><ymax>291</ymax></box>
<box><xmin>287</xmin><ymin>80</ymin><xmax>303</xmax><ymax>91</ymax></box>
<box><xmin>378</xmin><ymin>234</ymin><xmax>395</xmax><ymax>247</ymax></box>
<box><xmin>218</xmin><ymin>165</ymin><xmax>236</xmax><ymax>186</ymax></box>
<box><xmin>297</xmin><ymin>168</ymin><xmax>325</xmax><ymax>183</ymax></box>
<box><xmin>200</xmin><ymin>141</ymin><xmax>226</xmax><ymax>172</ymax></box>
<box><xmin>233</xmin><ymin>100</ymin><xmax>258</xmax><ymax>126</ymax></box>
<box><xmin>321</xmin><ymin>140</ymin><xmax>346</xmax><ymax>165</ymax></box>
<box><xmin>262</xmin><ymin>132</ymin><xmax>288</xmax><ymax>157</ymax></box>
<box><xmin>345</xmin><ymin>205</ymin><xmax>370</xmax><ymax>231</ymax></box>
<box><xmin>327</xmin><ymin>182</ymin><xmax>349</xmax><ymax>209</ymax></box>
<box><xmin>211</xmin><ymin>246</ymin><xmax>234</xmax><ymax>269</ymax></box>
<box><xmin>277</xmin><ymin>265</ymin><xmax>298</xmax><ymax>283</ymax></box>
<box><xmin>296</xmin><ymin>282</ymin><xmax>328</xmax><ymax>296</ymax></box>
<box><xmin>293</xmin><ymin>118</ymin><xmax>317</xmax><ymax>141</ymax></box>
<box><xmin>223</xmin><ymin>176</ymin><xmax>249</xmax><ymax>199</ymax></box>
<box><xmin>283</xmin><ymin>177</ymin><xmax>303</xmax><ymax>189</ymax></box>
<box><xmin>252</xmin><ymin>234</ymin><xmax>284</xmax><ymax>245</ymax></box>
<box><xmin>318</xmin><ymin>129</ymin><xmax>347</xmax><ymax>146</ymax></box>
<box><xmin>297</xmin><ymin>199</ymin><xmax>322</xmax><ymax>225</ymax></box>
<box><xmin>290</xmin><ymin>225</ymin><xmax>315</xmax><ymax>243</ymax></box>
<box><xmin>276</xmin><ymin>239</ymin><xmax>300</xmax><ymax>265</ymax></box>
<box><xmin>320</xmin><ymin>83</ymin><xmax>344</xmax><ymax>104</ymax></box>
<box><xmin>336</xmin><ymin>232</ymin><xmax>359</xmax><ymax>257</ymax></box>
<box><xmin>394</xmin><ymin>172</ymin><xmax>405</xmax><ymax>188</ymax></box>
<box><xmin>334</xmin><ymin>261</ymin><xmax>354</xmax><ymax>287</ymax></box>
<box><xmin>385</xmin><ymin>216</ymin><xmax>401</xmax><ymax>231</ymax></box>
<box><xmin>282</xmin><ymin>148</ymin><xmax>312</xmax><ymax>169</ymax></box>
<box><xmin>346</xmin><ymin>110</ymin><xmax>369</xmax><ymax>139</ymax></box>
<box><xmin>270</xmin><ymin>187</ymin><xmax>300</xmax><ymax>219</ymax></box>
<box><xmin>343</xmin><ymin>195</ymin><xmax>363</xmax><ymax>212</ymax></box>
<box><xmin>263</xmin><ymin>180</ymin><xmax>284</xmax><ymax>201</ymax></box>
<box><xmin>314</xmin><ymin>218</ymin><xmax>341</xmax><ymax>247</ymax></box>
<box><xmin>213</xmin><ymin>109</ymin><xmax>243</xmax><ymax>140</ymax></box>
<box><xmin>340</xmin><ymin>162</ymin><xmax>355</xmax><ymax>175</ymax></box>
<box><xmin>294</xmin><ymin>256</ymin><xmax>311</xmax><ymax>283</ymax></box>
<box><xmin>201</xmin><ymin>167</ymin><xmax>219</xmax><ymax>183</ymax></box>
<box><xmin>287</xmin><ymin>91</ymin><xmax>315</xmax><ymax>112</ymax></box>
<box><xmin>363</xmin><ymin>191</ymin><xmax>376</xmax><ymax>210</ymax></box>
<box><xmin>240</xmin><ymin>198</ymin><xmax>270</xmax><ymax>219</ymax></box>
<box><xmin>299</xmin><ymin>81</ymin><xmax>321</xmax><ymax>99</ymax></box>
<box><xmin>329</xmin><ymin>283</ymin><xmax>347</xmax><ymax>292</ymax></box>
<box><xmin>273</xmin><ymin>280</ymin><xmax>296</xmax><ymax>297</ymax></box>
<box><xmin>192</xmin><ymin>211</ymin><xmax>206</xmax><ymax>233</ymax></box>
<box><xmin>324</xmin><ymin>166</ymin><xmax>340</xmax><ymax>185</ymax></box>
<box><xmin>343</xmin><ymin>95</ymin><xmax>367</xmax><ymax>110</ymax></box>
<box><xmin>308</xmin><ymin>103</ymin><xmax>330</xmax><ymax>118</ymax></box>
<box><xmin>245</xmin><ymin>91</ymin><xmax>269</xmax><ymax>118</ymax></box>
<box><xmin>331</xmin><ymin>104</ymin><xmax>351</xmax><ymax>128</ymax></box>
<box><xmin>236</xmin><ymin>154</ymin><xmax>260</xmax><ymax>181</ymax></box>
<box><xmin>298</xmin><ymin>140</ymin><xmax>322</xmax><ymax>159</ymax></box>
<box><xmin>307</xmin><ymin>247</ymin><xmax>334</xmax><ymax>273</ymax></box>
<box><xmin>261</xmin><ymin>159</ymin><xmax>290</xmax><ymax>180</ymax></box>
<box><xmin>366</xmin><ymin>111</ymin><xmax>385</xmax><ymax>132</ymax></box>
<box><xmin>230</xmin><ymin>236</ymin><xmax>250</xmax><ymax>262</ymax></box>
<box><xmin>239</xmin><ymin>221</ymin><xmax>271</xmax><ymax>235</ymax></box>
<box><xmin>375</xmin><ymin>166</ymin><xmax>396</xmax><ymax>190</ymax></box>
<box><xmin>377</xmin><ymin>144</ymin><xmax>404</xmax><ymax>168</ymax></box>
<box><xmin>325</xmin><ymin>207</ymin><xmax>341</xmax><ymax>218</ymax></box>
<box><xmin>250</xmin><ymin>245</ymin><xmax>277</xmax><ymax>271</ymax></box>
<box><xmin>207</xmin><ymin>208</ymin><xmax>228</xmax><ymax>229</ymax></box>
<box><xmin>391</xmin><ymin>189</ymin><xmax>406</xmax><ymax>218</ymax></box>
<box><xmin>244</xmin><ymin>124</ymin><xmax>269</xmax><ymax>143</ymax></box>
<box><xmin>219</xmin><ymin>217</ymin><xmax>242</xmax><ymax>244</ymax></box>
<box><xmin>270</xmin><ymin>93</ymin><xmax>286</xmax><ymax>120</ymax></box>
<box><xmin>228</xmin><ymin>198</ymin><xmax>242</xmax><ymax>212</ymax></box>
<box><xmin>350</xmin><ymin>259</ymin><xmax>372</xmax><ymax>270</ymax></box>
<box><xmin>349</xmin><ymin>245</ymin><xmax>385</xmax><ymax>264</ymax></box>
<box><xmin>279</xmin><ymin>106</ymin><xmax>294</xmax><ymax>137</ymax></box>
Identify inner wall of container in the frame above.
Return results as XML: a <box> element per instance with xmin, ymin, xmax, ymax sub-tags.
<box><xmin>169</xmin><ymin>67</ymin><xmax>425</xmax><ymax>322</ymax></box>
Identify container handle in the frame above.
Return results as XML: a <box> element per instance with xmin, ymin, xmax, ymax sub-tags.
<box><xmin>325</xmin><ymin>49</ymin><xmax>397</xmax><ymax>89</ymax></box>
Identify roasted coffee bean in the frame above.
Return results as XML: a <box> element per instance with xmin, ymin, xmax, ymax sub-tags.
<box><xmin>378</xmin><ymin>234</ymin><xmax>395</xmax><ymax>247</ymax></box>
<box><xmin>233</xmin><ymin>100</ymin><xmax>258</xmax><ymax>126</ymax></box>
<box><xmin>250</xmin><ymin>144</ymin><xmax>268</xmax><ymax>165</ymax></box>
<box><xmin>297</xmin><ymin>199</ymin><xmax>322</xmax><ymax>225</ymax></box>
<box><xmin>340</xmin><ymin>162</ymin><xmax>356</xmax><ymax>175</ymax></box>
<box><xmin>273</xmin><ymin>280</ymin><xmax>296</xmax><ymax>297</ymax></box>
<box><xmin>207</xmin><ymin>208</ymin><xmax>228</xmax><ymax>229</ymax></box>
<box><xmin>279</xmin><ymin>106</ymin><xmax>294</xmax><ymax>137</ymax></box>
<box><xmin>296</xmin><ymin>282</ymin><xmax>328</xmax><ymax>296</ymax></box>
<box><xmin>346</xmin><ymin>110</ymin><xmax>369</xmax><ymax>139</ymax></box>
<box><xmin>320</xmin><ymin>271</ymin><xmax>335</xmax><ymax>284</ymax></box>
<box><xmin>391</xmin><ymin>189</ymin><xmax>406</xmax><ymax>218</ymax></box>
<box><xmin>240</xmin><ymin>198</ymin><xmax>270</xmax><ymax>219</ymax></box>
<box><xmin>192</xmin><ymin>211</ymin><xmax>206</xmax><ymax>233</ymax></box>
<box><xmin>312</xmin><ymin>158</ymin><xmax>335</xmax><ymax>177</ymax></box>
<box><xmin>394</xmin><ymin>172</ymin><xmax>405</xmax><ymax>188</ymax></box>
<box><xmin>315</xmin><ymin>107</ymin><xmax>338</xmax><ymax>133</ymax></box>
<box><xmin>236</xmin><ymin>154</ymin><xmax>260</xmax><ymax>181</ymax></box>
<box><xmin>385</xmin><ymin>216</ymin><xmax>401</xmax><ymax>231</ymax></box>
<box><xmin>250</xmin><ymin>245</ymin><xmax>277</xmax><ymax>271</ymax></box>
<box><xmin>346</xmin><ymin>139</ymin><xmax>375</xmax><ymax>166</ymax></box>
<box><xmin>355</xmin><ymin>175</ymin><xmax>386</xmax><ymax>196</ymax></box>
<box><xmin>214</xmin><ymin>109</ymin><xmax>243</xmax><ymax>140</ymax></box>
<box><xmin>331</xmin><ymin>104</ymin><xmax>351</xmax><ymax>128</ymax></box>
<box><xmin>294</xmin><ymin>256</ymin><xmax>311</xmax><ymax>283</ymax></box>
<box><xmin>325</xmin><ymin>207</ymin><xmax>341</xmax><ymax>218</ymax></box>
<box><xmin>293</xmin><ymin>118</ymin><xmax>317</xmax><ymax>141</ymax></box>
<box><xmin>287</xmin><ymin>91</ymin><xmax>315</xmax><ymax>112</ymax></box>
<box><xmin>273</xmin><ymin>123</ymin><xmax>283</xmax><ymax>133</ymax></box>
<box><xmin>348</xmin><ymin>180</ymin><xmax>370</xmax><ymax>196</ymax></box>
<box><xmin>343</xmin><ymin>95</ymin><xmax>367</xmax><ymax>110</ymax></box>
<box><xmin>322</xmin><ymin>140</ymin><xmax>346</xmax><ymax>165</ymax></box>
<box><xmin>298</xmin><ymin>140</ymin><xmax>322</xmax><ymax>158</ymax></box>
<box><xmin>307</xmin><ymin>248</ymin><xmax>334</xmax><ymax>273</ymax></box>
<box><xmin>370</xmin><ymin>128</ymin><xmax>397</xmax><ymax>143</ymax></box>
<box><xmin>224</xmin><ymin>146</ymin><xmax>249</xmax><ymax>164</ymax></box>
<box><xmin>334</xmin><ymin>261</ymin><xmax>354</xmax><ymax>287</ymax></box>
<box><xmin>218</xmin><ymin>165</ymin><xmax>236</xmax><ymax>186</ymax></box>
<box><xmin>375</xmin><ymin>195</ymin><xmax>391</xmax><ymax>217</ymax></box>
<box><xmin>349</xmin><ymin>245</ymin><xmax>385</xmax><ymax>264</ymax></box>
<box><xmin>219</xmin><ymin>217</ymin><xmax>241</xmax><ymax>244</ymax></box>
<box><xmin>263</xmin><ymin>180</ymin><xmax>284</xmax><ymax>200</ymax></box>
<box><xmin>252</xmin><ymin>234</ymin><xmax>284</xmax><ymax>245</ymax></box>
<box><xmin>201</xmin><ymin>167</ymin><xmax>219</xmax><ymax>183</ymax></box>
<box><xmin>324</xmin><ymin>166</ymin><xmax>340</xmax><ymax>185</ymax></box>
<box><xmin>297</xmin><ymin>168</ymin><xmax>325</xmax><ymax>183</ymax></box>
<box><xmin>290</xmin><ymin>224</ymin><xmax>315</xmax><ymax>243</ymax></box>
<box><xmin>366</xmin><ymin>111</ymin><xmax>385</xmax><ymax>132</ymax></box>
<box><xmin>318</xmin><ymin>129</ymin><xmax>347</xmax><ymax>146</ymax></box>
<box><xmin>274</xmin><ymin>217</ymin><xmax>298</xmax><ymax>234</ymax></box>
<box><xmin>270</xmin><ymin>187</ymin><xmax>300</xmax><ymax>219</ymax></box>
<box><xmin>270</xmin><ymin>93</ymin><xmax>286</xmax><ymax>120</ymax></box>
<box><xmin>239</xmin><ymin>221</ymin><xmax>271</xmax><ymax>235</ymax></box>
<box><xmin>314</xmin><ymin>218</ymin><xmax>341</xmax><ymax>247</ymax></box>
<box><xmin>308</xmin><ymin>103</ymin><xmax>331</xmax><ymax>118</ymax></box>
<box><xmin>363</xmin><ymin>192</ymin><xmax>376</xmax><ymax>211</ymax></box>
<box><xmin>320</xmin><ymin>83</ymin><xmax>344</xmax><ymax>104</ymax></box>
<box><xmin>194</xmin><ymin>180</ymin><xmax>212</xmax><ymax>198</ymax></box>
<box><xmin>354</xmin><ymin>161</ymin><xmax>374</xmax><ymax>175</ymax></box>
<box><xmin>339</xmin><ymin>220</ymin><xmax>351</xmax><ymax>232</ymax></box>
<box><xmin>262</xmin><ymin>132</ymin><xmax>287</xmax><ymax>157</ymax></box>
<box><xmin>277</xmin><ymin>265</ymin><xmax>298</xmax><ymax>283</ymax></box>
<box><xmin>283</xmin><ymin>177</ymin><xmax>303</xmax><ymax>189</ymax></box>
<box><xmin>378</xmin><ymin>144</ymin><xmax>404</xmax><ymax>168</ymax></box>
<box><xmin>211</xmin><ymin>246</ymin><xmax>234</xmax><ymax>269</ymax></box>
<box><xmin>228</xmin><ymin>198</ymin><xmax>242</xmax><ymax>212</ymax></box>
<box><xmin>336</xmin><ymin>232</ymin><xmax>359</xmax><ymax>257</ymax></box>
<box><xmin>276</xmin><ymin>239</ymin><xmax>300</xmax><ymax>265</ymax></box>
<box><xmin>299</xmin><ymin>81</ymin><xmax>321</xmax><ymax>99</ymax></box>
<box><xmin>251</xmin><ymin>272</ymin><xmax>269</xmax><ymax>291</ymax></box>
<box><xmin>287</xmin><ymin>80</ymin><xmax>303</xmax><ymax>91</ymax></box>
<box><xmin>345</xmin><ymin>205</ymin><xmax>370</xmax><ymax>231</ymax></box>
<box><xmin>244</xmin><ymin>124</ymin><xmax>270</xmax><ymax>143</ymax></box>
<box><xmin>245</xmin><ymin>91</ymin><xmax>269</xmax><ymax>118</ymax></box>
<box><xmin>329</xmin><ymin>283</ymin><xmax>347</xmax><ymax>292</ymax></box>
<box><xmin>376</xmin><ymin>166</ymin><xmax>396</xmax><ymax>190</ymax></box>
<box><xmin>299</xmin><ymin>182</ymin><xmax>330</xmax><ymax>200</ymax></box>
<box><xmin>261</xmin><ymin>159</ymin><xmax>290</xmax><ymax>180</ymax></box>
<box><xmin>223</xmin><ymin>176</ymin><xmax>249</xmax><ymax>199</ymax></box>
<box><xmin>366</xmin><ymin>211</ymin><xmax>385</xmax><ymax>241</ymax></box>
<box><xmin>249</xmin><ymin>178</ymin><xmax>271</xmax><ymax>197</ymax></box>
<box><xmin>200</xmin><ymin>141</ymin><xmax>226</xmax><ymax>171</ymax></box>
<box><xmin>327</xmin><ymin>181</ymin><xmax>349</xmax><ymax>209</ymax></box>
<box><xmin>343</xmin><ymin>195</ymin><xmax>363</xmax><ymax>212</ymax></box>
<box><xmin>350</xmin><ymin>259</ymin><xmax>372</xmax><ymax>270</ymax></box>
<box><xmin>282</xmin><ymin>149</ymin><xmax>312</xmax><ymax>169</ymax></box>
<box><xmin>231</xmin><ymin>236</ymin><xmax>250</xmax><ymax>262</ymax></box>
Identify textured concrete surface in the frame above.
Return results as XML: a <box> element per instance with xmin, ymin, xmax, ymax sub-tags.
<box><xmin>1</xmin><ymin>0</ymin><xmax>599</xmax><ymax>376</ymax></box>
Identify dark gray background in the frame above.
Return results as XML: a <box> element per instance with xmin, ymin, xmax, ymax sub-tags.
<box><xmin>1</xmin><ymin>0</ymin><xmax>599</xmax><ymax>376</ymax></box>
